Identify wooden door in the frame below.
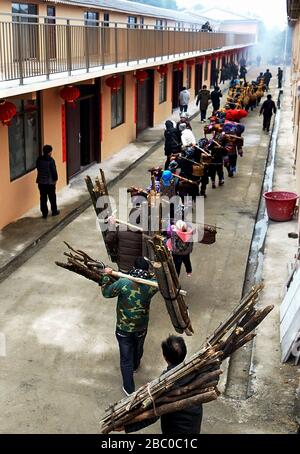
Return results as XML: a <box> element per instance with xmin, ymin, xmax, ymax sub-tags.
<box><xmin>66</xmin><ymin>103</ymin><xmax>81</xmax><ymax>179</ymax></box>
<box><xmin>172</xmin><ymin>69</ymin><xmax>183</xmax><ymax>109</ymax></box>
<box><xmin>210</xmin><ymin>59</ymin><xmax>217</xmax><ymax>88</ymax></box>
<box><xmin>136</xmin><ymin>70</ymin><xmax>154</xmax><ymax>135</ymax></box>
<box><xmin>195</xmin><ymin>63</ymin><xmax>203</xmax><ymax>95</ymax></box>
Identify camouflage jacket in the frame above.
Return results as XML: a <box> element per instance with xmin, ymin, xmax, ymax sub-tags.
<box><xmin>99</xmin><ymin>275</ymin><xmax>158</xmax><ymax>332</ymax></box>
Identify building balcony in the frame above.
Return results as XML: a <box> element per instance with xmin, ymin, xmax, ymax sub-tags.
<box><xmin>0</xmin><ymin>14</ymin><xmax>256</xmax><ymax>96</ymax></box>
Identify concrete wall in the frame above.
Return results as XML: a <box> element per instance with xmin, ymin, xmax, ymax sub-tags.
<box><xmin>101</xmin><ymin>72</ymin><xmax>136</xmax><ymax>161</ymax></box>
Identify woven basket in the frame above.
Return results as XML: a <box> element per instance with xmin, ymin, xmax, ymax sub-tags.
<box><xmin>199</xmin><ymin>226</ymin><xmax>217</xmax><ymax>245</ymax></box>
<box><xmin>192</xmin><ymin>163</ymin><xmax>204</xmax><ymax>177</ymax></box>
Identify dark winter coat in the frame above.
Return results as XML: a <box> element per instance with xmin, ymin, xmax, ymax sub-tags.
<box><xmin>260</xmin><ymin>99</ymin><xmax>276</xmax><ymax>117</ymax></box>
<box><xmin>263</xmin><ymin>71</ymin><xmax>272</xmax><ymax>82</ymax></box>
<box><xmin>170</xmin><ymin>225</ymin><xmax>194</xmax><ymax>256</ymax></box>
<box><xmin>160</xmin><ymin>366</ymin><xmax>203</xmax><ymax>434</ymax></box>
<box><xmin>105</xmin><ymin>229</ymin><xmax>144</xmax><ymax>273</ymax></box>
<box><xmin>196</xmin><ymin>89</ymin><xmax>211</xmax><ymax>110</ymax></box>
<box><xmin>164</xmin><ymin>121</ymin><xmax>181</xmax><ymax>157</ymax></box>
<box><xmin>36</xmin><ymin>155</ymin><xmax>58</xmax><ymax>185</ymax></box>
<box><xmin>211</xmin><ymin>89</ymin><xmax>223</xmax><ymax>110</ymax></box>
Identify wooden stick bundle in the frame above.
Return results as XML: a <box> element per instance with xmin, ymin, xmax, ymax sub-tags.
<box><xmin>100</xmin><ymin>284</ymin><xmax>274</xmax><ymax>434</ymax></box>
<box><xmin>147</xmin><ymin>235</ymin><xmax>194</xmax><ymax>336</ymax></box>
<box><xmin>55</xmin><ymin>242</ymin><xmax>189</xmax><ymax>325</ymax></box>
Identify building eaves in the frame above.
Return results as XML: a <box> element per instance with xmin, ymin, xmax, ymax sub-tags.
<box><xmin>42</xmin><ymin>0</ymin><xmax>211</xmax><ymax>25</ymax></box>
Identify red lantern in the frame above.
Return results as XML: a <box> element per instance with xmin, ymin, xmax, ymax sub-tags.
<box><xmin>105</xmin><ymin>75</ymin><xmax>123</xmax><ymax>92</ymax></box>
<box><xmin>157</xmin><ymin>65</ymin><xmax>168</xmax><ymax>76</ymax></box>
<box><xmin>196</xmin><ymin>56</ymin><xmax>205</xmax><ymax>64</ymax></box>
<box><xmin>135</xmin><ymin>70</ymin><xmax>148</xmax><ymax>84</ymax></box>
<box><xmin>60</xmin><ymin>85</ymin><xmax>80</xmax><ymax>107</ymax></box>
<box><xmin>186</xmin><ymin>59</ymin><xmax>195</xmax><ymax>66</ymax></box>
<box><xmin>174</xmin><ymin>62</ymin><xmax>184</xmax><ymax>71</ymax></box>
<box><xmin>0</xmin><ymin>99</ymin><xmax>17</xmax><ymax>126</ymax></box>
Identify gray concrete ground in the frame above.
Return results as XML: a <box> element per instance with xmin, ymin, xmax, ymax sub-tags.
<box><xmin>0</xmin><ymin>68</ymin><xmax>298</xmax><ymax>434</ymax></box>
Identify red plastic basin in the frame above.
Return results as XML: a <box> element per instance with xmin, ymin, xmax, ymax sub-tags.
<box><xmin>263</xmin><ymin>191</ymin><xmax>298</xmax><ymax>222</ymax></box>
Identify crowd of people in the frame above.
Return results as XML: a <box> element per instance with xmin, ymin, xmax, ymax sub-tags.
<box><xmin>94</xmin><ymin>61</ymin><xmax>279</xmax><ymax>434</ymax></box>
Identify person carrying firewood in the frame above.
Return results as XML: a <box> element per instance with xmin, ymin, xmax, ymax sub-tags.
<box><xmin>99</xmin><ymin>257</ymin><xmax>158</xmax><ymax>397</ymax></box>
<box><xmin>121</xmin><ymin>335</ymin><xmax>203</xmax><ymax>434</ymax></box>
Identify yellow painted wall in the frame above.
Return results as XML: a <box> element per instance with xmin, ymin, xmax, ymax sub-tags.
<box><xmin>40</xmin><ymin>88</ymin><xmax>67</xmax><ymax>190</ymax></box>
<box><xmin>0</xmin><ymin>0</ymin><xmax>12</xmax><ymax>20</ymax></box>
<box><xmin>153</xmin><ymin>65</ymin><xmax>172</xmax><ymax>125</ymax></box>
<box><xmin>101</xmin><ymin>73</ymin><xmax>136</xmax><ymax>161</ymax></box>
<box><xmin>0</xmin><ymin>125</ymin><xmax>39</xmax><ymax>229</ymax></box>
<box><xmin>0</xmin><ymin>88</ymin><xmax>66</xmax><ymax>230</ymax></box>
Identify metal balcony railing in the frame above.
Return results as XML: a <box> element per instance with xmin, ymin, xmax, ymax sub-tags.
<box><xmin>0</xmin><ymin>14</ymin><xmax>256</xmax><ymax>85</ymax></box>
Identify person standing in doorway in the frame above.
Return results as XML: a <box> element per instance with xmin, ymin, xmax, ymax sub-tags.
<box><xmin>277</xmin><ymin>67</ymin><xmax>283</xmax><ymax>89</ymax></box>
<box><xmin>179</xmin><ymin>87</ymin><xmax>190</xmax><ymax>114</ymax></box>
<box><xmin>260</xmin><ymin>94</ymin><xmax>277</xmax><ymax>133</ymax></box>
<box><xmin>36</xmin><ymin>145</ymin><xmax>59</xmax><ymax>219</ymax></box>
<box><xmin>196</xmin><ymin>85</ymin><xmax>211</xmax><ymax>123</ymax></box>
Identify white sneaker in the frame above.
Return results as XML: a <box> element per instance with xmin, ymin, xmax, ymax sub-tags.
<box><xmin>122</xmin><ymin>387</ymin><xmax>131</xmax><ymax>397</ymax></box>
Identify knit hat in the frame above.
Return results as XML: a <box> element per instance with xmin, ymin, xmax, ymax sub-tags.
<box><xmin>175</xmin><ymin>220</ymin><xmax>187</xmax><ymax>231</ymax></box>
<box><xmin>180</xmin><ymin>112</ymin><xmax>189</xmax><ymax>119</ymax></box>
<box><xmin>161</xmin><ymin>170</ymin><xmax>173</xmax><ymax>187</ymax></box>
<box><xmin>169</xmin><ymin>160</ymin><xmax>178</xmax><ymax>171</ymax></box>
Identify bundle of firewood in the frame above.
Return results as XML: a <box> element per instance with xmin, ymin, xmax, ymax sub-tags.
<box><xmin>55</xmin><ymin>242</ymin><xmax>191</xmax><ymax>334</ymax></box>
<box><xmin>148</xmin><ymin>236</ymin><xmax>193</xmax><ymax>336</ymax></box>
<box><xmin>100</xmin><ymin>284</ymin><xmax>273</xmax><ymax>434</ymax></box>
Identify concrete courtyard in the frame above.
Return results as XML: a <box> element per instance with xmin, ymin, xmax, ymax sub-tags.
<box><xmin>0</xmin><ymin>73</ymin><xmax>298</xmax><ymax>434</ymax></box>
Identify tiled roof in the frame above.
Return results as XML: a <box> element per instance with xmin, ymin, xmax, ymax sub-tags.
<box><xmin>43</xmin><ymin>0</ymin><xmax>214</xmax><ymax>25</ymax></box>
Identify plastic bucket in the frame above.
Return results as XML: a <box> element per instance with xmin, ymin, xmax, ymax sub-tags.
<box><xmin>263</xmin><ymin>191</ymin><xmax>298</xmax><ymax>222</ymax></box>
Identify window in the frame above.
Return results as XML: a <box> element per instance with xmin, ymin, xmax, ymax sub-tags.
<box><xmin>155</xmin><ymin>19</ymin><xmax>163</xmax><ymax>30</ymax></box>
<box><xmin>84</xmin><ymin>11</ymin><xmax>99</xmax><ymax>26</ymax></box>
<box><xmin>128</xmin><ymin>16</ymin><xmax>137</xmax><ymax>29</ymax></box>
<box><xmin>103</xmin><ymin>12</ymin><xmax>109</xmax><ymax>27</ymax></box>
<box><xmin>12</xmin><ymin>3</ymin><xmax>38</xmax><ymax>59</ymax></box>
<box><xmin>140</xmin><ymin>17</ymin><xmax>144</xmax><ymax>28</ymax></box>
<box><xmin>159</xmin><ymin>74</ymin><xmax>167</xmax><ymax>104</ymax></box>
<box><xmin>186</xmin><ymin>65</ymin><xmax>192</xmax><ymax>89</ymax></box>
<box><xmin>84</xmin><ymin>12</ymin><xmax>99</xmax><ymax>55</ymax></box>
<box><xmin>9</xmin><ymin>98</ymin><xmax>40</xmax><ymax>181</ymax></box>
<box><xmin>46</xmin><ymin>6</ymin><xmax>55</xmax><ymax>23</ymax></box>
<box><xmin>111</xmin><ymin>76</ymin><xmax>125</xmax><ymax>128</ymax></box>
<box><xmin>12</xmin><ymin>2</ymin><xmax>37</xmax><ymax>18</ymax></box>
<box><xmin>45</xmin><ymin>6</ymin><xmax>56</xmax><ymax>59</ymax></box>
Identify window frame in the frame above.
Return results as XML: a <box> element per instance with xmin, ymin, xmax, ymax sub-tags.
<box><xmin>111</xmin><ymin>76</ymin><xmax>125</xmax><ymax>129</ymax></box>
<box><xmin>8</xmin><ymin>96</ymin><xmax>41</xmax><ymax>182</ymax></box>
<box><xmin>159</xmin><ymin>74</ymin><xmax>167</xmax><ymax>104</ymax></box>
<box><xmin>84</xmin><ymin>11</ymin><xmax>99</xmax><ymax>26</ymax></box>
<box><xmin>127</xmin><ymin>16</ymin><xmax>137</xmax><ymax>29</ymax></box>
<box><xmin>103</xmin><ymin>12</ymin><xmax>109</xmax><ymax>27</ymax></box>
